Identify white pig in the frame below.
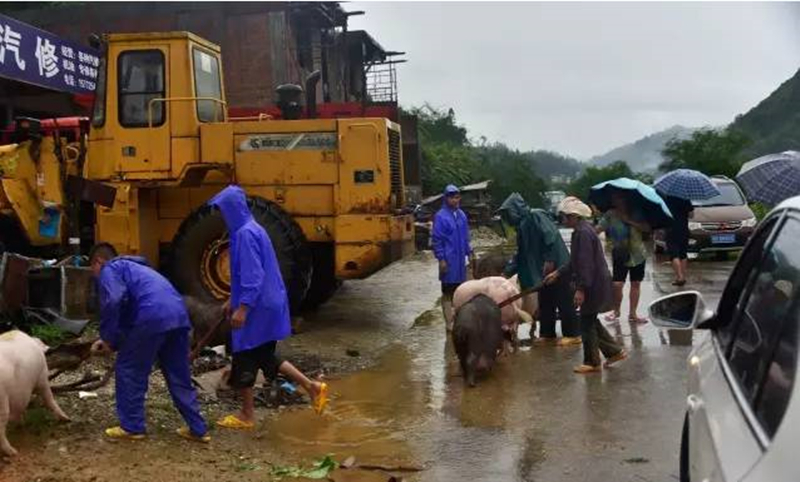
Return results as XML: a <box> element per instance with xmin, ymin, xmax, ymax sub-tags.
<box><xmin>0</xmin><ymin>330</ymin><xmax>69</xmax><ymax>456</ymax></box>
<box><xmin>453</xmin><ymin>277</ymin><xmax>533</xmax><ymax>353</ymax></box>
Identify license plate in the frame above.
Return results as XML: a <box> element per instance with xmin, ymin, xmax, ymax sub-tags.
<box><xmin>712</xmin><ymin>233</ymin><xmax>736</xmax><ymax>244</ymax></box>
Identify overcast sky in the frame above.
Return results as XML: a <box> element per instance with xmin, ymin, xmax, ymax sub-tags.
<box><xmin>349</xmin><ymin>2</ymin><xmax>800</xmax><ymax>159</ymax></box>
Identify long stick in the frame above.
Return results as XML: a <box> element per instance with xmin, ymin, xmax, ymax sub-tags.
<box><xmin>188</xmin><ymin>316</ymin><xmax>226</xmax><ymax>361</ymax></box>
<box><xmin>497</xmin><ymin>282</ymin><xmax>545</xmax><ymax>308</ymax></box>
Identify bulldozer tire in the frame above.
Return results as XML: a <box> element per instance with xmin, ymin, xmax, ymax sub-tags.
<box><xmin>168</xmin><ymin>196</ymin><xmax>312</xmax><ymax>315</ymax></box>
<box><xmin>303</xmin><ymin>243</ymin><xmax>341</xmax><ymax>309</ymax></box>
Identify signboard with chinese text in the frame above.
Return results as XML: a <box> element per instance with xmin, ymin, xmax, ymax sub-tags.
<box><xmin>0</xmin><ymin>13</ymin><xmax>99</xmax><ymax>95</ymax></box>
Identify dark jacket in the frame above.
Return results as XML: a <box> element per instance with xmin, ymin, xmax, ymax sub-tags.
<box><xmin>565</xmin><ymin>219</ymin><xmax>613</xmax><ymax>315</ymax></box>
<box><xmin>499</xmin><ymin>193</ymin><xmax>570</xmax><ymax>288</ymax></box>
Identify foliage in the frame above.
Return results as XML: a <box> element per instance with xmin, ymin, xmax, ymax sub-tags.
<box><xmin>565</xmin><ymin>161</ymin><xmax>635</xmax><ymax>202</ymax></box>
<box><xmin>272</xmin><ymin>455</ymin><xmax>338</xmax><ymax>479</ymax></box>
<box><xmin>29</xmin><ymin>323</ymin><xmax>68</xmax><ymax>346</ymax></box>
<box><xmin>526</xmin><ymin>150</ymin><xmax>583</xmax><ymax>181</ymax></box>
<box><xmin>475</xmin><ymin>143</ymin><xmax>547</xmax><ymax>208</ymax></box>
<box><xmin>750</xmin><ymin>202</ymin><xmax>770</xmax><ymax>221</ymax></box>
<box><xmin>729</xmin><ymin>68</ymin><xmax>800</xmax><ymax>160</ymax></box>
<box><xmin>408</xmin><ymin>104</ymin><xmax>547</xmax><ymax>207</ymax></box>
<box><xmin>660</xmin><ymin>128</ymin><xmax>751</xmax><ymax>178</ymax></box>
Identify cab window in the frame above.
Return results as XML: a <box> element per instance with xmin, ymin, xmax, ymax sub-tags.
<box><xmin>118</xmin><ymin>50</ymin><xmax>165</xmax><ymax>127</ymax></box>
<box><xmin>91</xmin><ymin>53</ymin><xmax>107</xmax><ymax>127</ymax></box>
<box><xmin>723</xmin><ymin>214</ymin><xmax>800</xmax><ymax>439</ymax></box>
<box><xmin>192</xmin><ymin>47</ymin><xmax>222</xmax><ymax>122</ymax></box>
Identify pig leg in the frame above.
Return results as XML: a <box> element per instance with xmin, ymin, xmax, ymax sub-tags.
<box><xmin>0</xmin><ymin>395</ymin><xmax>16</xmax><ymax>457</ymax></box>
<box><xmin>37</xmin><ymin>370</ymin><xmax>70</xmax><ymax>422</ymax></box>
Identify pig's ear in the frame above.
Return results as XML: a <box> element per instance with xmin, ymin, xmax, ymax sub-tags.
<box><xmin>33</xmin><ymin>337</ymin><xmax>51</xmax><ymax>352</ymax></box>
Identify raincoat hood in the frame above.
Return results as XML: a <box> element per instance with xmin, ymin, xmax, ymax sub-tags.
<box><xmin>444</xmin><ymin>184</ymin><xmax>460</xmax><ymax>196</ymax></box>
<box><xmin>498</xmin><ymin>193</ymin><xmax>529</xmax><ymax>226</ymax></box>
<box><xmin>209</xmin><ymin>185</ymin><xmax>252</xmax><ymax>232</ymax></box>
<box><xmin>441</xmin><ymin>184</ymin><xmax>460</xmax><ymax>208</ymax></box>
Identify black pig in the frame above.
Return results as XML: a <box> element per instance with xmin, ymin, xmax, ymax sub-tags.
<box><xmin>183</xmin><ymin>296</ymin><xmax>230</xmax><ymax>350</ymax></box>
<box><xmin>452</xmin><ymin>294</ymin><xmax>504</xmax><ymax>387</ymax></box>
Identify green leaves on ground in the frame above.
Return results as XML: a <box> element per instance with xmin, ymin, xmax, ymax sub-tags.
<box><xmin>272</xmin><ymin>455</ymin><xmax>339</xmax><ymax>479</ymax></box>
<box><xmin>29</xmin><ymin>323</ymin><xmax>68</xmax><ymax>346</ymax></box>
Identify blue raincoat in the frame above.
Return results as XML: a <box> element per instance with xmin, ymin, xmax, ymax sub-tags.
<box><xmin>431</xmin><ymin>184</ymin><xmax>472</xmax><ymax>284</ymax></box>
<box><xmin>209</xmin><ymin>185</ymin><xmax>291</xmax><ymax>353</ymax></box>
<box><xmin>97</xmin><ymin>256</ymin><xmax>206</xmax><ymax>436</ymax></box>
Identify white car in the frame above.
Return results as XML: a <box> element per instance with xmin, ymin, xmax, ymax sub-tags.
<box><xmin>649</xmin><ymin>196</ymin><xmax>800</xmax><ymax>482</ymax></box>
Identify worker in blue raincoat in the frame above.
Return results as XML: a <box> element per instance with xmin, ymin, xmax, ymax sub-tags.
<box><xmin>210</xmin><ymin>185</ymin><xmax>327</xmax><ymax>430</ymax></box>
<box><xmin>89</xmin><ymin>243</ymin><xmax>209</xmax><ymax>443</ymax></box>
<box><xmin>431</xmin><ymin>184</ymin><xmax>473</xmax><ymax>330</ymax></box>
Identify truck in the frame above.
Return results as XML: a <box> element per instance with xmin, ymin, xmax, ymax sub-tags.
<box><xmin>0</xmin><ymin>31</ymin><xmax>415</xmax><ymax>312</ymax></box>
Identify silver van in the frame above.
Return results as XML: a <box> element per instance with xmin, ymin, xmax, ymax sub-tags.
<box><xmin>649</xmin><ymin>196</ymin><xmax>800</xmax><ymax>482</ymax></box>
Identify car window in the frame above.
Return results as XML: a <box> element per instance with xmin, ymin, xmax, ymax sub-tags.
<box><xmin>714</xmin><ymin>217</ymin><xmax>778</xmax><ymax>352</ymax></box>
<box><xmin>754</xmin><ymin>298</ymin><xmax>798</xmax><ymax>439</ymax></box>
<box><xmin>692</xmin><ymin>182</ymin><xmax>745</xmax><ymax>207</ymax></box>
<box><xmin>726</xmin><ymin>216</ymin><xmax>800</xmax><ymax>437</ymax></box>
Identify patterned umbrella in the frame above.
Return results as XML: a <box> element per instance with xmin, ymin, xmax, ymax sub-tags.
<box><xmin>589</xmin><ymin>177</ymin><xmax>673</xmax><ymax>229</ymax></box>
<box><xmin>736</xmin><ymin>151</ymin><xmax>800</xmax><ymax>206</ymax></box>
<box><xmin>653</xmin><ymin>169</ymin><xmax>720</xmax><ymax>201</ymax></box>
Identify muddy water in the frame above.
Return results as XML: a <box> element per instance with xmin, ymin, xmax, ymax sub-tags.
<box><xmin>2</xmin><ymin>250</ymin><xmax>736</xmax><ymax>482</ymax></box>
<box><xmin>258</xmin><ymin>250</ymin><xmax>736</xmax><ymax>481</ymax></box>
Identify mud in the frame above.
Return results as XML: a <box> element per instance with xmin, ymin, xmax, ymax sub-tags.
<box><xmin>1</xmin><ymin>248</ymin><xmax>736</xmax><ymax>482</ymax></box>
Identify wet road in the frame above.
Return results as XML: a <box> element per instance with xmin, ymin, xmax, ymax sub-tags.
<box><xmin>261</xmin><ymin>249</ymin><xmax>736</xmax><ymax>481</ymax></box>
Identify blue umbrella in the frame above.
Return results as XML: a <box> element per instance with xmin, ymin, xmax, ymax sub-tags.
<box><xmin>653</xmin><ymin>169</ymin><xmax>720</xmax><ymax>201</ymax></box>
<box><xmin>736</xmin><ymin>151</ymin><xmax>800</xmax><ymax>206</ymax></box>
<box><xmin>589</xmin><ymin>177</ymin><xmax>673</xmax><ymax>229</ymax></box>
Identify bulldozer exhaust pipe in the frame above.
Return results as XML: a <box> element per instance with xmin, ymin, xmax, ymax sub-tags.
<box><xmin>305</xmin><ymin>70</ymin><xmax>321</xmax><ymax>119</ymax></box>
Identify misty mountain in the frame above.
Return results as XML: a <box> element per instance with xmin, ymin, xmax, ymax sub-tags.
<box><xmin>729</xmin><ymin>67</ymin><xmax>800</xmax><ymax>160</ymax></box>
<box><xmin>588</xmin><ymin>125</ymin><xmax>696</xmax><ymax>173</ymax></box>
<box><xmin>526</xmin><ymin>150</ymin><xmax>583</xmax><ymax>181</ymax></box>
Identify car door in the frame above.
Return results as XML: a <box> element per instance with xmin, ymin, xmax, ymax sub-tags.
<box><xmin>691</xmin><ymin>213</ymin><xmax>800</xmax><ymax>481</ymax></box>
<box><xmin>687</xmin><ymin>215</ymin><xmax>780</xmax><ymax>481</ymax></box>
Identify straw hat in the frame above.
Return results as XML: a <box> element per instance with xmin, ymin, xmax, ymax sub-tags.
<box><xmin>558</xmin><ymin>196</ymin><xmax>593</xmax><ymax>218</ymax></box>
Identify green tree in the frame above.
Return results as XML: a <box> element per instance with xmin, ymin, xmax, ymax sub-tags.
<box><xmin>660</xmin><ymin>128</ymin><xmax>751</xmax><ymax>178</ymax></box>
<box><xmin>409</xmin><ymin>104</ymin><xmax>547</xmax><ymax>205</ymax></box>
<box><xmin>475</xmin><ymin>143</ymin><xmax>546</xmax><ymax>208</ymax></box>
<box><xmin>566</xmin><ymin>161</ymin><xmax>634</xmax><ymax>202</ymax></box>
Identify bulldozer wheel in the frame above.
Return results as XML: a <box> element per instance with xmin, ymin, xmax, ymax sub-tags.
<box><xmin>303</xmin><ymin>243</ymin><xmax>342</xmax><ymax>309</ymax></box>
<box><xmin>168</xmin><ymin>196</ymin><xmax>312</xmax><ymax>315</ymax></box>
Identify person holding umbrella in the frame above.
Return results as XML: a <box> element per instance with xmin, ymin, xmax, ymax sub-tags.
<box><xmin>596</xmin><ymin>190</ymin><xmax>650</xmax><ymax>324</ymax></box>
<box><xmin>653</xmin><ymin>169</ymin><xmax>719</xmax><ymax>286</ymax></box>
<box><xmin>544</xmin><ymin>197</ymin><xmax>626</xmax><ymax>374</ymax></box>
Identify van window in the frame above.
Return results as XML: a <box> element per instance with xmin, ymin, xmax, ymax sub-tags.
<box><xmin>193</xmin><ymin>48</ymin><xmax>222</xmax><ymax>122</ymax></box>
<box><xmin>726</xmin><ymin>216</ymin><xmax>800</xmax><ymax>438</ymax></box>
<box><xmin>118</xmin><ymin>50</ymin><xmax>165</xmax><ymax>127</ymax></box>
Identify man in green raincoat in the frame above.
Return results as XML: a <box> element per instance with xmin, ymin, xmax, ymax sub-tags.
<box><xmin>499</xmin><ymin>193</ymin><xmax>581</xmax><ymax>345</ymax></box>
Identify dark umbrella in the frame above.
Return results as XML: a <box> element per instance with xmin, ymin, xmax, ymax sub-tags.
<box><xmin>653</xmin><ymin>169</ymin><xmax>720</xmax><ymax>201</ymax></box>
<box><xmin>736</xmin><ymin>151</ymin><xmax>800</xmax><ymax>206</ymax></box>
<box><xmin>589</xmin><ymin>177</ymin><xmax>673</xmax><ymax>229</ymax></box>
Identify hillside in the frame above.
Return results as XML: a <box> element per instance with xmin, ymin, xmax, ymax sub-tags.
<box><xmin>588</xmin><ymin>125</ymin><xmax>696</xmax><ymax>173</ymax></box>
<box><xmin>729</xmin><ymin>67</ymin><xmax>800</xmax><ymax>160</ymax></box>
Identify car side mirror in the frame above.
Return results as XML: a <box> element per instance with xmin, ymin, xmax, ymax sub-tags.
<box><xmin>648</xmin><ymin>291</ymin><xmax>714</xmax><ymax>330</ymax></box>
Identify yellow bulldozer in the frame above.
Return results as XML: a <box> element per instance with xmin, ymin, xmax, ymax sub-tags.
<box><xmin>0</xmin><ymin>31</ymin><xmax>414</xmax><ymax>312</ymax></box>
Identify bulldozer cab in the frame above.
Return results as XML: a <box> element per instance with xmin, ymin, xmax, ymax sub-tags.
<box><xmin>87</xmin><ymin>32</ymin><xmax>226</xmax><ymax>181</ymax></box>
